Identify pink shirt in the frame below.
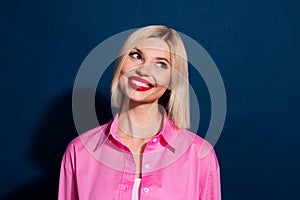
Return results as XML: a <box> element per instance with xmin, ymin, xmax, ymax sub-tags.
<box><xmin>59</xmin><ymin>114</ymin><xmax>221</xmax><ymax>200</ymax></box>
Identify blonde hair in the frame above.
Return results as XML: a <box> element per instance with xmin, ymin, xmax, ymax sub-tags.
<box><xmin>111</xmin><ymin>25</ymin><xmax>190</xmax><ymax>128</ymax></box>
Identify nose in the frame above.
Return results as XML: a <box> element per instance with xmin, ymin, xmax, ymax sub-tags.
<box><xmin>135</xmin><ymin>64</ymin><xmax>151</xmax><ymax>77</ymax></box>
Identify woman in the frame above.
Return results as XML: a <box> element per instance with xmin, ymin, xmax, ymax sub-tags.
<box><xmin>59</xmin><ymin>25</ymin><xmax>221</xmax><ymax>200</ymax></box>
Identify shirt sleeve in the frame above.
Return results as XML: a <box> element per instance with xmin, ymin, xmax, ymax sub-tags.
<box><xmin>199</xmin><ymin>147</ymin><xmax>222</xmax><ymax>200</ymax></box>
<box><xmin>58</xmin><ymin>144</ymin><xmax>79</xmax><ymax>200</ymax></box>
<box><xmin>206</xmin><ymin>166</ymin><xmax>221</xmax><ymax>200</ymax></box>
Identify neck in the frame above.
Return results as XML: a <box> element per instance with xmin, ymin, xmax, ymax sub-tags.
<box><xmin>118</xmin><ymin>98</ymin><xmax>164</xmax><ymax>139</ymax></box>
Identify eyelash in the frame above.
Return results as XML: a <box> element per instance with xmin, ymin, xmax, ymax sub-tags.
<box><xmin>129</xmin><ymin>51</ymin><xmax>142</xmax><ymax>60</ymax></box>
<box><xmin>156</xmin><ymin>62</ymin><xmax>168</xmax><ymax>69</ymax></box>
<box><xmin>128</xmin><ymin>51</ymin><xmax>169</xmax><ymax>69</ymax></box>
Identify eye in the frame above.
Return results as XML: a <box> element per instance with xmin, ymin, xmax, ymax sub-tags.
<box><xmin>156</xmin><ymin>62</ymin><xmax>169</xmax><ymax>69</ymax></box>
<box><xmin>129</xmin><ymin>51</ymin><xmax>142</xmax><ymax>60</ymax></box>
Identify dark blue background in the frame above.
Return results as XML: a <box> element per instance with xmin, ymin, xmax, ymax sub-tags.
<box><xmin>1</xmin><ymin>0</ymin><xmax>299</xmax><ymax>199</ymax></box>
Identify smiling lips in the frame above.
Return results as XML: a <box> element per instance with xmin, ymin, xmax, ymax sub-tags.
<box><xmin>128</xmin><ymin>76</ymin><xmax>154</xmax><ymax>91</ymax></box>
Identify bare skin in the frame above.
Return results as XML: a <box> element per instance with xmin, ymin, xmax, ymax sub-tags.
<box><xmin>117</xmin><ymin>38</ymin><xmax>171</xmax><ymax>178</ymax></box>
<box><xmin>118</xmin><ymin>100</ymin><xmax>164</xmax><ymax>178</ymax></box>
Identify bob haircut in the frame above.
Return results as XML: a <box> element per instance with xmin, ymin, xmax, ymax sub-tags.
<box><xmin>111</xmin><ymin>25</ymin><xmax>190</xmax><ymax>129</ymax></box>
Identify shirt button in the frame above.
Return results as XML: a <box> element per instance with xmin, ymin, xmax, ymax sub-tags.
<box><xmin>152</xmin><ymin>137</ymin><xmax>158</xmax><ymax>143</ymax></box>
<box><xmin>143</xmin><ymin>187</ymin><xmax>150</xmax><ymax>193</ymax></box>
<box><xmin>144</xmin><ymin>163</ymin><xmax>150</xmax><ymax>169</ymax></box>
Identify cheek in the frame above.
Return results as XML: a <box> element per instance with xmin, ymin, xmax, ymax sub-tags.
<box><xmin>155</xmin><ymin>71</ymin><xmax>171</xmax><ymax>88</ymax></box>
<box><xmin>120</xmin><ymin>65</ymin><xmax>128</xmax><ymax>76</ymax></box>
<box><xmin>120</xmin><ymin>60</ymin><xmax>136</xmax><ymax>76</ymax></box>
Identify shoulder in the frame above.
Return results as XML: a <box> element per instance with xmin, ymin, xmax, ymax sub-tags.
<box><xmin>182</xmin><ymin>129</ymin><xmax>220</xmax><ymax>172</ymax></box>
<box><xmin>65</xmin><ymin>120</ymin><xmax>112</xmax><ymax>153</ymax></box>
<box><xmin>177</xmin><ymin>128</ymin><xmax>219</xmax><ymax>161</ymax></box>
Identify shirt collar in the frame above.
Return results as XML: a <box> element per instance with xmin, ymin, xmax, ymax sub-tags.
<box><xmin>93</xmin><ymin>111</ymin><xmax>178</xmax><ymax>151</ymax></box>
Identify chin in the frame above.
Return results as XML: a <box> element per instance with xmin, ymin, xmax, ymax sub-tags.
<box><xmin>128</xmin><ymin>97</ymin><xmax>159</xmax><ymax>105</ymax></box>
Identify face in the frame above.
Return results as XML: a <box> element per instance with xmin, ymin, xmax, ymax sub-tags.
<box><xmin>119</xmin><ymin>38</ymin><xmax>171</xmax><ymax>105</ymax></box>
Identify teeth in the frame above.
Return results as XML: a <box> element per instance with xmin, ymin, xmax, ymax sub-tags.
<box><xmin>131</xmin><ymin>79</ymin><xmax>150</xmax><ymax>88</ymax></box>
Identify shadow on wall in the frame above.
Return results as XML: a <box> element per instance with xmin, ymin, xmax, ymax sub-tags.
<box><xmin>3</xmin><ymin>90</ymin><xmax>112</xmax><ymax>200</ymax></box>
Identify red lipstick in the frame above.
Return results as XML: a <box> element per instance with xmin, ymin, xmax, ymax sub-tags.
<box><xmin>128</xmin><ymin>76</ymin><xmax>154</xmax><ymax>91</ymax></box>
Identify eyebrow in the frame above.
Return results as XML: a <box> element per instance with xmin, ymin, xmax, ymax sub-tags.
<box><xmin>133</xmin><ymin>47</ymin><xmax>143</xmax><ymax>55</ymax></box>
<box><xmin>155</xmin><ymin>57</ymin><xmax>170</xmax><ymax>64</ymax></box>
<box><xmin>133</xmin><ymin>47</ymin><xmax>170</xmax><ymax>64</ymax></box>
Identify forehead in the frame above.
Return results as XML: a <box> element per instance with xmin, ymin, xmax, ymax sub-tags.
<box><xmin>135</xmin><ymin>38</ymin><xmax>170</xmax><ymax>53</ymax></box>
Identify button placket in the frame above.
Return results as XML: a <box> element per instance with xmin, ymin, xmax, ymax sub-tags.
<box><xmin>152</xmin><ymin>137</ymin><xmax>158</xmax><ymax>143</ymax></box>
<box><xmin>143</xmin><ymin>187</ymin><xmax>150</xmax><ymax>193</ymax></box>
<box><xmin>120</xmin><ymin>184</ymin><xmax>129</xmax><ymax>192</ymax></box>
<box><xmin>144</xmin><ymin>163</ymin><xmax>150</xmax><ymax>169</ymax></box>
